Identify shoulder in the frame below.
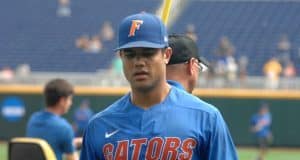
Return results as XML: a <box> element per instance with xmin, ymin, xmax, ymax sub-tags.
<box><xmin>263</xmin><ymin>113</ymin><xmax>272</xmax><ymax>120</ymax></box>
<box><xmin>27</xmin><ymin>112</ymin><xmax>39</xmax><ymax>126</ymax></box>
<box><xmin>52</xmin><ymin>117</ymin><xmax>74</xmax><ymax>138</ymax></box>
<box><xmin>29</xmin><ymin>111</ymin><xmax>42</xmax><ymax>118</ymax></box>
<box><xmin>89</xmin><ymin>94</ymin><xmax>130</xmax><ymax>124</ymax></box>
<box><xmin>170</xmin><ymin>87</ymin><xmax>220</xmax><ymax>115</ymax></box>
<box><xmin>27</xmin><ymin>111</ymin><xmax>45</xmax><ymax>123</ymax></box>
<box><xmin>48</xmin><ymin>115</ymin><xmax>73</xmax><ymax>133</ymax></box>
<box><xmin>83</xmin><ymin>94</ymin><xmax>130</xmax><ymax>138</ymax></box>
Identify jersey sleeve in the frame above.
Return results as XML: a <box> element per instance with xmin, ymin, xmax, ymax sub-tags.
<box><xmin>80</xmin><ymin>120</ymin><xmax>98</xmax><ymax>160</ymax></box>
<box><xmin>207</xmin><ymin>110</ymin><xmax>238</xmax><ymax>160</ymax></box>
<box><xmin>61</xmin><ymin>124</ymin><xmax>76</xmax><ymax>154</ymax></box>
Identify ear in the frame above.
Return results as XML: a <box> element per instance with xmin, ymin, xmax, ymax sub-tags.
<box><xmin>164</xmin><ymin>47</ymin><xmax>172</xmax><ymax>64</ymax></box>
<box><xmin>187</xmin><ymin>59</ymin><xmax>196</xmax><ymax>75</ymax></box>
<box><xmin>57</xmin><ymin>97</ymin><xmax>67</xmax><ymax>107</ymax></box>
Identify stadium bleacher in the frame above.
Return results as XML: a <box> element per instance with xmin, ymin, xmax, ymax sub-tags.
<box><xmin>171</xmin><ymin>1</ymin><xmax>300</xmax><ymax>75</ymax></box>
<box><xmin>1</xmin><ymin>0</ymin><xmax>300</xmax><ymax>75</ymax></box>
<box><xmin>0</xmin><ymin>0</ymin><xmax>160</xmax><ymax>72</ymax></box>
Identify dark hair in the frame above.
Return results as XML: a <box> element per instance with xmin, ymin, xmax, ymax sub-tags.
<box><xmin>44</xmin><ymin>79</ymin><xmax>74</xmax><ymax>107</ymax></box>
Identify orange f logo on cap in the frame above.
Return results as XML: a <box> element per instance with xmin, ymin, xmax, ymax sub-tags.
<box><xmin>128</xmin><ymin>20</ymin><xmax>143</xmax><ymax>37</ymax></box>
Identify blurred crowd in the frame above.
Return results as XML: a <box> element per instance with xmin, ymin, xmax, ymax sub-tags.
<box><xmin>75</xmin><ymin>21</ymin><xmax>115</xmax><ymax>54</ymax></box>
<box><xmin>1</xmin><ymin>24</ymin><xmax>298</xmax><ymax>90</ymax></box>
<box><xmin>1</xmin><ymin>1</ymin><xmax>298</xmax><ymax>90</ymax></box>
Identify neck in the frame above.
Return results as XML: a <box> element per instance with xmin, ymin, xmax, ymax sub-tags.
<box><xmin>173</xmin><ymin>79</ymin><xmax>190</xmax><ymax>92</ymax></box>
<box><xmin>46</xmin><ymin>106</ymin><xmax>62</xmax><ymax>116</ymax></box>
<box><xmin>167</xmin><ymin>75</ymin><xmax>190</xmax><ymax>93</ymax></box>
<box><xmin>167</xmin><ymin>66</ymin><xmax>190</xmax><ymax>93</ymax></box>
<box><xmin>131</xmin><ymin>82</ymin><xmax>171</xmax><ymax>109</ymax></box>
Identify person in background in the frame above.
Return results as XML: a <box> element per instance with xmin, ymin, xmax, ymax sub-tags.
<box><xmin>100</xmin><ymin>21</ymin><xmax>115</xmax><ymax>41</ymax></box>
<box><xmin>57</xmin><ymin>0</ymin><xmax>71</xmax><ymax>17</ymax></box>
<box><xmin>238</xmin><ymin>55</ymin><xmax>249</xmax><ymax>87</ymax></box>
<box><xmin>73</xmin><ymin>99</ymin><xmax>94</xmax><ymax>137</ymax></box>
<box><xmin>277</xmin><ymin>34</ymin><xmax>291</xmax><ymax>65</ymax></box>
<box><xmin>166</xmin><ymin>34</ymin><xmax>208</xmax><ymax>93</ymax></box>
<box><xmin>263</xmin><ymin>57</ymin><xmax>282</xmax><ymax>89</ymax></box>
<box><xmin>87</xmin><ymin>35</ymin><xmax>103</xmax><ymax>53</ymax></box>
<box><xmin>26</xmin><ymin>79</ymin><xmax>79</xmax><ymax>160</ymax></box>
<box><xmin>250</xmin><ymin>102</ymin><xmax>273</xmax><ymax>160</ymax></box>
<box><xmin>185</xmin><ymin>24</ymin><xmax>198</xmax><ymax>42</ymax></box>
<box><xmin>282</xmin><ymin>60</ymin><xmax>296</xmax><ymax>89</ymax></box>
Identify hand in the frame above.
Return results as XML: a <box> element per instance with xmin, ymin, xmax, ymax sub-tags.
<box><xmin>73</xmin><ymin>137</ymin><xmax>83</xmax><ymax>149</ymax></box>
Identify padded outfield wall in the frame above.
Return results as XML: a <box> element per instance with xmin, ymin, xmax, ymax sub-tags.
<box><xmin>0</xmin><ymin>85</ymin><xmax>300</xmax><ymax>147</ymax></box>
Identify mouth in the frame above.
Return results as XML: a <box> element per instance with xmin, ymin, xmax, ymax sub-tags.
<box><xmin>133</xmin><ymin>71</ymin><xmax>149</xmax><ymax>81</ymax></box>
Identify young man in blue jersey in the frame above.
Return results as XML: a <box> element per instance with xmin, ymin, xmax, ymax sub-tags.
<box><xmin>80</xmin><ymin>12</ymin><xmax>238</xmax><ymax>160</ymax></box>
<box><xmin>167</xmin><ymin>34</ymin><xmax>208</xmax><ymax>93</ymax></box>
<box><xmin>26</xmin><ymin>79</ymin><xmax>79</xmax><ymax>160</ymax></box>
<box><xmin>251</xmin><ymin>103</ymin><xmax>272</xmax><ymax>160</ymax></box>
<box><xmin>73</xmin><ymin>99</ymin><xmax>94</xmax><ymax>137</ymax></box>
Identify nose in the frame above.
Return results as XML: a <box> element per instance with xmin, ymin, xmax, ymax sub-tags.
<box><xmin>133</xmin><ymin>55</ymin><xmax>146</xmax><ymax>67</ymax></box>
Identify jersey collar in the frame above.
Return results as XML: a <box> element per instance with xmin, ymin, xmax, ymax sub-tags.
<box><xmin>167</xmin><ymin>80</ymin><xmax>185</xmax><ymax>91</ymax></box>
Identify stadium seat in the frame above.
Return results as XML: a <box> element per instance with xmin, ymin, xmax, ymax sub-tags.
<box><xmin>8</xmin><ymin>137</ymin><xmax>56</xmax><ymax>160</ymax></box>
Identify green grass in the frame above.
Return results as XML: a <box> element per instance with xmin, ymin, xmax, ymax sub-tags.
<box><xmin>238</xmin><ymin>148</ymin><xmax>300</xmax><ymax>160</ymax></box>
<box><xmin>1</xmin><ymin>142</ymin><xmax>300</xmax><ymax>160</ymax></box>
<box><xmin>0</xmin><ymin>143</ymin><xmax>7</xmax><ymax>160</ymax></box>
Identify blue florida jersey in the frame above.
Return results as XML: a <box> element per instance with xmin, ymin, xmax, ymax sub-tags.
<box><xmin>80</xmin><ymin>87</ymin><xmax>238</xmax><ymax>160</ymax></box>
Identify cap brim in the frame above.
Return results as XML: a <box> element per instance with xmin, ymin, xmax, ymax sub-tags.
<box><xmin>115</xmin><ymin>41</ymin><xmax>167</xmax><ymax>51</ymax></box>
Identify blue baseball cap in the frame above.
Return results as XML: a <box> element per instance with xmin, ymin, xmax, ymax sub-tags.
<box><xmin>115</xmin><ymin>12</ymin><xmax>168</xmax><ymax>51</ymax></box>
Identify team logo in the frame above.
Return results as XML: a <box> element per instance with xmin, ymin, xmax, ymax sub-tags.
<box><xmin>103</xmin><ymin>137</ymin><xmax>197</xmax><ymax>160</ymax></box>
<box><xmin>128</xmin><ymin>20</ymin><xmax>143</xmax><ymax>37</ymax></box>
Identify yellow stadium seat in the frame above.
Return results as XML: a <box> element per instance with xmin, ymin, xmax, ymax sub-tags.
<box><xmin>9</xmin><ymin>137</ymin><xmax>57</xmax><ymax>160</ymax></box>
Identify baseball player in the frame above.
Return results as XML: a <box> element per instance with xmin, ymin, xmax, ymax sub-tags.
<box><xmin>26</xmin><ymin>79</ymin><xmax>79</xmax><ymax>160</ymax></box>
<box><xmin>167</xmin><ymin>34</ymin><xmax>208</xmax><ymax>93</ymax></box>
<box><xmin>250</xmin><ymin>103</ymin><xmax>272</xmax><ymax>160</ymax></box>
<box><xmin>80</xmin><ymin>12</ymin><xmax>238</xmax><ymax>160</ymax></box>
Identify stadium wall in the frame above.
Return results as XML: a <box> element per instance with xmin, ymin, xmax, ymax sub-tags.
<box><xmin>0</xmin><ymin>85</ymin><xmax>300</xmax><ymax>147</ymax></box>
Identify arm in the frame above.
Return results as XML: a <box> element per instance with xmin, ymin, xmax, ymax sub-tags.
<box><xmin>61</xmin><ymin>125</ymin><xmax>77</xmax><ymax>160</ymax></box>
<box><xmin>207</xmin><ymin>110</ymin><xmax>238</xmax><ymax>160</ymax></box>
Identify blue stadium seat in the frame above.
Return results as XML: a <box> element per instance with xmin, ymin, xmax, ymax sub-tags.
<box><xmin>169</xmin><ymin>1</ymin><xmax>300</xmax><ymax>75</ymax></box>
<box><xmin>0</xmin><ymin>0</ymin><xmax>159</xmax><ymax>72</ymax></box>
<box><xmin>1</xmin><ymin>0</ymin><xmax>300</xmax><ymax>75</ymax></box>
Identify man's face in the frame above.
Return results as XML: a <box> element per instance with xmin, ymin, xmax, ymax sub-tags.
<box><xmin>120</xmin><ymin>47</ymin><xmax>170</xmax><ymax>92</ymax></box>
<box><xmin>259</xmin><ymin>106</ymin><xmax>269</xmax><ymax>115</ymax></box>
<box><xmin>59</xmin><ymin>95</ymin><xmax>73</xmax><ymax>114</ymax></box>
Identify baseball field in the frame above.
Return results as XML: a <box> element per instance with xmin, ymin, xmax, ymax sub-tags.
<box><xmin>1</xmin><ymin>142</ymin><xmax>299</xmax><ymax>160</ymax></box>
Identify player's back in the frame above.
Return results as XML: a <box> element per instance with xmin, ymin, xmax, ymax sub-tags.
<box><xmin>81</xmin><ymin>87</ymin><xmax>238</xmax><ymax>160</ymax></box>
<box><xmin>26</xmin><ymin>110</ymin><xmax>74</xmax><ymax>160</ymax></box>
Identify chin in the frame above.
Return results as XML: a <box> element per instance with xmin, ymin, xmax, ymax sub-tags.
<box><xmin>133</xmin><ymin>83</ymin><xmax>155</xmax><ymax>93</ymax></box>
